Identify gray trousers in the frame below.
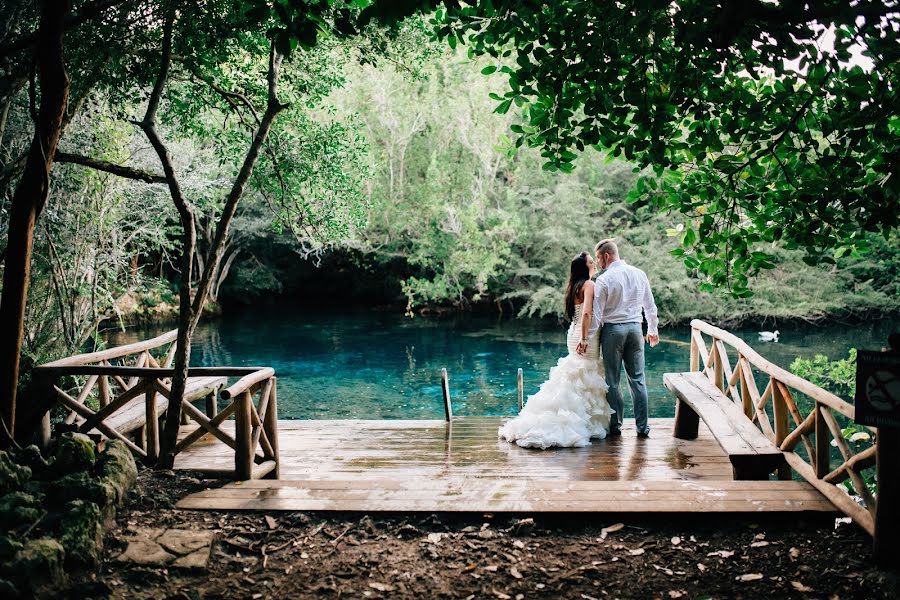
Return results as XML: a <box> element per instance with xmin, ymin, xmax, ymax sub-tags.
<box><xmin>601</xmin><ymin>322</ymin><xmax>649</xmax><ymax>434</ymax></box>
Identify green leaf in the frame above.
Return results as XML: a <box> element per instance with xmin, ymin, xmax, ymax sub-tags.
<box><xmin>481</xmin><ymin>65</ymin><xmax>497</xmax><ymax>75</ymax></box>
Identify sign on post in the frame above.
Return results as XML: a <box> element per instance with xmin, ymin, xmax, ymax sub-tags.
<box><xmin>855</xmin><ymin>350</ymin><xmax>900</xmax><ymax>428</ymax></box>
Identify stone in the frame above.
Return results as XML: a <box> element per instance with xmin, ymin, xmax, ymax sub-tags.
<box><xmin>0</xmin><ymin>492</ymin><xmax>42</xmax><ymax>531</ymax></box>
<box><xmin>57</xmin><ymin>500</ymin><xmax>104</xmax><ymax>568</ymax></box>
<box><xmin>0</xmin><ymin>450</ymin><xmax>32</xmax><ymax>496</ymax></box>
<box><xmin>157</xmin><ymin>529</ymin><xmax>215</xmax><ymax>555</ymax></box>
<box><xmin>6</xmin><ymin>538</ymin><xmax>66</xmax><ymax>596</ymax></box>
<box><xmin>116</xmin><ymin>539</ymin><xmax>176</xmax><ymax>565</ymax></box>
<box><xmin>172</xmin><ymin>548</ymin><xmax>211</xmax><ymax>570</ymax></box>
<box><xmin>53</xmin><ymin>433</ymin><xmax>96</xmax><ymax>476</ymax></box>
<box><xmin>96</xmin><ymin>440</ymin><xmax>137</xmax><ymax>505</ymax></box>
<box><xmin>0</xmin><ymin>536</ymin><xmax>23</xmax><ymax>561</ymax></box>
<box><xmin>46</xmin><ymin>472</ymin><xmax>116</xmax><ymax>508</ymax></box>
<box><xmin>9</xmin><ymin>445</ymin><xmax>50</xmax><ymax>480</ymax></box>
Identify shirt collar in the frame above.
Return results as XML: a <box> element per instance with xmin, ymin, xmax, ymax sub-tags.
<box><xmin>605</xmin><ymin>259</ymin><xmax>625</xmax><ymax>270</ymax></box>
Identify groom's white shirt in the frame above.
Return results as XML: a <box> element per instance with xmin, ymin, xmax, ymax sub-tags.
<box><xmin>587</xmin><ymin>259</ymin><xmax>659</xmax><ymax>340</ymax></box>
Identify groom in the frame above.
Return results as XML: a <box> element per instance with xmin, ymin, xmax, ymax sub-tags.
<box><xmin>577</xmin><ymin>239</ymin><xmax>659</xmax><ymax>438</ymax></box>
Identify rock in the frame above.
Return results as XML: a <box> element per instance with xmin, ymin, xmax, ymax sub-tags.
<box><xmin>157</xmin><ymin>529</ymin><xmax>214</xmax><ymax>555</ymax></box>
<box><xmin>6</xmin><ymin>538</ymin><xmax>66</xmax><ymax>597</ymax></box>
<box><xmin>0</xmin><ymin>492</ymin><xmax>42</xmax><ymax>531</ymax></box>
<box><xmin>0</xmin><ymin>451</ymin><xmax>32</xmax><ymax>496</ymax></box>
<box><xmin>57</xmin><ymin>500</ymin><xmax>104</xmax><ymax>568</ymax></box>
<box><xmin>9</xmin><ymin>446</ymin><xmax>50</xmax><ymax>480</ymax></box>
<box><xmin>116</xmin><ymin>539</ymin><xmax>176</xmax><ymax>565</ymax></box>
<box><xmin>0</xmin><ymin>536</ymin><xmax>23</xmax><ymax>561</ymax></box>
<box><xmin>95</xmin><ymin>440</ymin><xmax>137</xmax><ymax>505</ymax></box>
<box><xmin>46</xmin><ymin>472</ymin><xmax>116</xmax><ymax>508</ymax></box>
<box><xmin>53</xmin><ymin>433</ymin><xmax>96</xmax><ymax>476</ymax></box>
<box><xmin>172</xmin><ymin>547</ymin><xmax>211</xmax><ymax>570</ymax></box>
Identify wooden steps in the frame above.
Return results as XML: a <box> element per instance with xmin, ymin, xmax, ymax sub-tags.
<box><xmin>177</xmin><ymin>479</ymin><xmax>837</xmax><ymax>513</ymax></box>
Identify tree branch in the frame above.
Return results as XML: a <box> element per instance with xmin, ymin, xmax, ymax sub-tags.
<box><xmin>55</xmin><ymin>152</ymin><xmax>166</xmax><ymax>183</ymax></box>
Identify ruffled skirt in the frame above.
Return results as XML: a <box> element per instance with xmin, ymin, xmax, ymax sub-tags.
<box><xmin>498</xmin><ymin>352</ymin><xmax>613</xmax><ymax>449</ymax></box>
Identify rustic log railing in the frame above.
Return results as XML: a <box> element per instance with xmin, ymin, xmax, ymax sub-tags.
<box><xmin>688</xmin><ymin>319</ymin><xmax>877</xmax><ymax>535</ymax></box>
<box><xmin>33</xmin><ymin>330</ymin><xmax>279</xmax><ymax>480</ymax></box>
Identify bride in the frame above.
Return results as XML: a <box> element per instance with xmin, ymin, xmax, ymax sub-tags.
<box><xmin>498</xmin><ymin>251</ymin><xmax>614</xmax><ymax>448</ymax></box>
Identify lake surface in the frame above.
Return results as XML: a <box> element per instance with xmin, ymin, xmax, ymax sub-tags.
<box><xmin>108</xmin><ymin>307</ymin><xmax>896</xmax><ymax>420</ymax></box>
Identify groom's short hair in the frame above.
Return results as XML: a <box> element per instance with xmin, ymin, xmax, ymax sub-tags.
<box><xmin>595</xmin><ymin>238</ymin><xmax>619</xmax><ymax>258</ymax></box>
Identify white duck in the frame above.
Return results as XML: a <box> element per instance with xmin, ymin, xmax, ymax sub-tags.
<box><xmin>758</xmin><ymin>330</ymin><xmax>780</xmax><ymax>342</ymax></box>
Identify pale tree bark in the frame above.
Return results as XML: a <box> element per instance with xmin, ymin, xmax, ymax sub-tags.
<box><xmin>0</xmin><ymin>0</ymin><xmax>70</xmax><ymax>447</ymax></box>
<box><xmin>134</xmin><ymin>11</ymin><xmax>288</xmax><ymax>468</ymax></box>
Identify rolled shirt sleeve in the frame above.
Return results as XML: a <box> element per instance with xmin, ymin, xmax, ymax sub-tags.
<box><xmin>642</xmin><ymin>272</ymin><xmax>659</xmax><ymax>337</ymax></box>
<box><xmin>587</xmin><ymin>278</ymin><xmax>606</xmax><ymax>341</ymax></box>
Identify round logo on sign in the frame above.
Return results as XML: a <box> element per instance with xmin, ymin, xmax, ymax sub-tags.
<box><xmin>866</xmin><ymin>370</ymin><xmax>900</xmax><ymax>412</ymax></box>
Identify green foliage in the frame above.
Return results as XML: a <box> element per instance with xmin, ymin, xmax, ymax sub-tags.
<box><xmin>417</xmin><ymin>1</ymin><xmax>900</xmax><ymax>296</ymax></box>
<box><xmin>790</xmin><ymin>349</ymin><xmax>857</xmax><ymax>400</ymax></box>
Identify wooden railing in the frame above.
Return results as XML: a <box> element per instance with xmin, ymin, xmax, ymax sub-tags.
<box><xmin>33</xmin><ymin>330</ymin><xmax>279</xmax><ymax>480</ymax></box>
<box><xmin>689</xmin><ymin>320</ymin><xmax>876</xmax><ymax>534</ymax></box>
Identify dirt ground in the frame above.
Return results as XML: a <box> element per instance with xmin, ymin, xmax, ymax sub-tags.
<box><xmin>64</xmin><ymin>470</ymin><xmax>899</xmax><ymax>600</ymax></box>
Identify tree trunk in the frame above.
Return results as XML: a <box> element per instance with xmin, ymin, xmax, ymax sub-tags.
<box><xmin>0</xmin><ymin>0</ymin><xmax>70</xmax><ymax>447</ymax></box>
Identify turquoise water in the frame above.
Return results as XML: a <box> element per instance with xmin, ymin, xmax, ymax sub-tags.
<box><xmin>108</xmin><ymin>308</ymin><xmax>896</xmax><ymax>420</ymax></box>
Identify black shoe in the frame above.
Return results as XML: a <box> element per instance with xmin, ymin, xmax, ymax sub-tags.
<box><xmin>608</xmin><ymin>428</ymin><xmax>622</xmax><ymax>437</ymax></box>
<box><xmin>637</xmin><ymin>430</ymin><xmax>650</xmax><ymax>439</ymax></box>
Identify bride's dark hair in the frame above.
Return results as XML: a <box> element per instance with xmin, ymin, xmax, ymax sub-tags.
<box><xmin>564</xmin><ymin>251</ymin><xmax>590</xmax><ymax>321</ymax></box>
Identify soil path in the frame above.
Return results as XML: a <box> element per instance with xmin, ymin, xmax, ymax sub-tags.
<box><xmin>66</xmin><ymin>471</ymin><xmax>898</xmax><ymax>599</ymax></box>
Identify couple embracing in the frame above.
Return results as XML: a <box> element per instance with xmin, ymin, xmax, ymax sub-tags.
<box><xmin>499</xmin><ymin>239</ymin><xmax>660</xmax><ymax>449</ymax></box>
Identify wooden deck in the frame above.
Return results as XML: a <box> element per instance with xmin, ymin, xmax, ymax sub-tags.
<box><xmin>176</xmin><ymin>417</ymin><xmax>838</xmax><ymax>514</ymax></box>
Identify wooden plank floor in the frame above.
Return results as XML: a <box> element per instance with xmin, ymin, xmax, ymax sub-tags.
<box><xmin>175</xmin><ymin>417</ymin><xmax>836</xmax><ymax>513</ymax></box>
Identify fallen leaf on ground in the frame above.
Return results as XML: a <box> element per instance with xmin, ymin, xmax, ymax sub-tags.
<box><xmin>600</xmin><ymin>523</ymin><xmax>625</xmax><ymax>539</ymax></box>
<box><xmin>484</xmin><ymin>565</ymin><xmax>498</xmax><ymax>572</ymax></box>
<box><xmin>668</xmin><ymin>592</ymin><xmax>685</xmax><ymax>599</ymax></box>
<box><xmin>789</xmin><ymin>547</ymin><xmax>800</xmax><ymax>559</ymax></box>
<box><xmin>427</xmin><ymin>533</ymin><xmax>443</xmax><ymax>544</ymax></box>
<box><xmin>464</xmin><ymin>564</ymin><xmax>477</xmax><ymax>572</ymax></box>
<box><xmin>707</xmin><ymin>550</ymin><xmax>735</xmax><ymax>558</ymax></box>
<box><xmin>697</xmin><ymin>563</ymin><xmax>706</xmax><ymax>572</ymax></box>
<box><xmin>671</xmin><ymin>536</ymin><xmax>681</xmax><ymax>546</ymax></box>
<box><xmin>628</xmin><ymin>548</ymin><xmax>645</xmax><ymax>556</ymax></box>
<box><xmin>791</xmin><ymin>581</ymin><xmax>814</xmax><ymax>593</ymax></box>
<box><xmin>750</xmin><ymin>541</ymin><xmax>770</xmax><ymax>548</ymax></box>
<box><xmin>369</xmin><ymin>582</ymin><xmax>395</xmax><ymax>592</ymax></box>
<box><xmin>510</xmin><ymin>567</ymin><xmax>522</xmax><ymax>579</ymax></box>
<box><xmin>264</xmin><ymin>516</ymin><xmax>277</xmax><ymax>530</ymax></box>
<box><xmin>492</xmin><ymin>590</ymin><xmax>511</xmax><ymax>600</ymax></box>
<box><xmin>736</xmin><ymin>574</ymin><xmax>764</xmax><ymax>582</ymax></box>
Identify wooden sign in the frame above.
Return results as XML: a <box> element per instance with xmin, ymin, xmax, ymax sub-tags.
<box><xmin>855</xmin><ymin>350</ymin><xmax>900</xmax><ymax>427</ymax></box>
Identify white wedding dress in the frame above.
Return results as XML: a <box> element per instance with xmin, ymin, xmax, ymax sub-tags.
<box><xmin>499</xmin><ymin>304</ymin><xmax>614</xmax><ymax>449</ymax></box>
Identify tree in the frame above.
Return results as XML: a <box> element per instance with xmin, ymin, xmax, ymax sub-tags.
<box><xmin>364</xmin><ymin>0</ymin><xmax>899</xmax><ymax>296</ymax></box>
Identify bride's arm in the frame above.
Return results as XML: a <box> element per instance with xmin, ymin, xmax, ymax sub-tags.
<box><xmin>578</xmin><ymin>280</ymin><xmax>595</xmax><ymax>351</ymax></box>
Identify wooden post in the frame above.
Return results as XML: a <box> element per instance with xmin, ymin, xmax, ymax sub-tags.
<box><xmin>689</xmin><ymin>330</ymin><xmax>699</xmax><ymax>372</ymax></box>
<box><xmin>517</xmin><ymin>368</ymin><xmax>524</xmax><ymax>411</ymax></box>
<box><xmin>712</xmin><ymin>338</ymin><xmax>723</xmax><ymax>391</ymax></box>
<box><xmin>206</xmin><ymin>388</ymin><xmax>218</xmax><ymax>419</ymax></box>
<box><xmin>814</xmin><ymin>402</ymin><xmax>831</xmax><ymax>479</ymax></box>
<box><xmin>875</xmin><ymin>426</ymin><xmax>900</xmax><ymax>570</ymax></box>
<box><xmin>772</xmin><ymin>377</ymin><xmax>791</xmax><ymax>480</ymax></box>
<box><xmin>263</xmin><ymin>378</ymin><xmax>280</xmax><ymax>480</ymax></box>
<box><xmin>234</xmin><ymin>390</ymin><xmax>253</xmax><ymax>480</ymax></box>
<box><xmin>441</xmin><ymin>368</ymin><xmax>452</xmax><ymax>421</ymax></box>
<box><xmin>98</xmin><ymin>375</ymin><xmax>110</xmax><ymax>408</ymax></box>
<box><xmin>145</xmin><ymin>379</ymin><xmax>159</xmax><ymax>463</ymax></box>
<box><xmin>738</xmin><ymin>355</ymin><xmax>753</xmax><ymax>418</ymax></box>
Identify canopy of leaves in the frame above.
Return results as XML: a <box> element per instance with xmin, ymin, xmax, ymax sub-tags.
<box><xmin>362</xmin><ymin>0</ymin><xmax>900</xmax><ymax>296</ymax></box>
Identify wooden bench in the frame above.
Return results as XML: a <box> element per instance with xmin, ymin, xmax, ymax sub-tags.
<box><xmin>664</xmin><ymin>371</ymin><xmax>786</xmax><ymax>480</ymax></box>
<box><xmin>105</xmin><ymin>376</ymin><xmax>227</xmax><ymax>435</ymax></box>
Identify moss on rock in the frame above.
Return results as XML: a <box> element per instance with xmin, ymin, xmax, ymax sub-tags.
<box><xmin>0</xmin><ymin>451</ymin><xmax>31</xmax><ymax>496</ymax></box>
<box><xmin>46</xmin><ymin>472</ymin><xmax>116</xmax><ymax>508</ymax></box>
<box><xmin>53</xmin><ymin>433</ymin><xmax>96</xmax><ymax>476</ymax></box>
<box><xmin>3</xmin><ymin>538</ymin><xmax>65</xmax><ymax>597</ymax></box>
<box><xmin>0</xmin><ymin>492</ymin><xmax>42</xmax><ymax>532</ymax></box>
<box><xmin>96</xmin><ymin>440</ymin><xmax>137</xmax><ymax>505</ymax></box>
<box><xmin>57</xmin><ymin>500</ymin><xmax>104</xmax><ymax>568</ymax></box>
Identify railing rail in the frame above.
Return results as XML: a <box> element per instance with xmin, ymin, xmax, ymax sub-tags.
<box><xmin>34</xmin><ymin>330</ymin><xmax>279</xmax><ymax>480</ymax></box>
<box><xmin>689</xmin><ymin>319</ymin><xmax>876</xmax><ymax>535</ymax></box>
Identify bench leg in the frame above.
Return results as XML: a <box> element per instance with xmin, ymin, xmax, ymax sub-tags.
<box><xmin>731</xmin><ymin>459</ymin><xmax>774</xmax><ymax>480</ymax></box>
<box><xmin>206</xmin><ymin>390</ymin><xmax>218</xmax><ymax>419</ymax></box>
<box><xmin>673</xmin><ymin>398</ymin><xmax>700</xmax><ymax>439</ymax></box>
